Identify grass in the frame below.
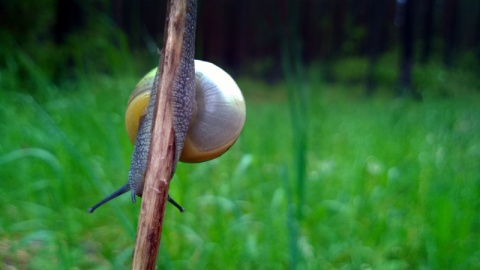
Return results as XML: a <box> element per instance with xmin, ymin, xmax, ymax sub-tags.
<box><xmin>1</xmin><ymin>62</ymin><xmax>480</xmax><ymax>269</ymax></box>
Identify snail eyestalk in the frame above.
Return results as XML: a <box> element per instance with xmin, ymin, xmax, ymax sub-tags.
<box><xmin>168</xmin><ymin>196</ymin><xmax>185</xmax><ymax>212</ymax></box>
<box><xmin>88</xmin><ymin>184</ymin><xmax>130</xmax><ymax>213</ymax></box>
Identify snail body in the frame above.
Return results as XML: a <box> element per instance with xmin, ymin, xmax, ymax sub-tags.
<box><xmin>88</xmin><ymin>60</ymin><xmax>246</xmax><ymax>213</ymax></box>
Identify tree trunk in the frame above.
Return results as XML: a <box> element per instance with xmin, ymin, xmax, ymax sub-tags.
<box><xmin>366</xmin><ymin>0</ymin><xmax>387</xmax><ymax>96</ymax></box>
<box><xmin>54</xmin><ymin>0</ymin><xmax>84</xmax><ymax>44</ymax></box>
<box><xmin>442</xmin><ymin>0</ymin><xmax>459</xmax><ymax>68</ymax></box>
<box><xmin>420</xmin><ymin>0</ymin><xmax>435</xmax><ymax>63</ymax></box>
<box><xmin>397</xmin><ymin>0</ymin><xmax>419</xmax><ymax>99</ymax></box>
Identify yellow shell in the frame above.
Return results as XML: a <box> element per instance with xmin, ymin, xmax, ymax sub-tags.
<box><xmin>125</xmin><ymin>60</ymin><xmax>246</xmax><ymax>163</ymax></box>
<box><xmin>125</xmin><ymin>68</ymin><xmax>157</xmax><ymax>146</ymax></box>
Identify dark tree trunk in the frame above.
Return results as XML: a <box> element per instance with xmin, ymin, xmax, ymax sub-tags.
<box><xmin>111</xmin><ymin>0</ymin><xmax>141</xmax><ymax>49</ymax></box>
<box><xmin>54</xmin><ymin>0</ymin><xmax>84</xmax><ymax>44</ymax></box>
<box><xmin>198</xmin><ymin>0</ymin><xmax>228</xmax><ymax>66</ymax></box>
<box><xmin>302</xmin><ymin>0</ymin><xmax>323</xmax><ymax>62</ymax></box>
<box><xmin>53</xmin><ymin>0</ymin><xmax>85</xmax><ymax>80</ymax></box>
<box><xmin>420</xmin><ymin>0</ymin><xmax>435</xmax><ymax>63</ymax></box>
<box><xmin>331</xmin><ymin>0</ymin><xmax>347</xmax><ymax>59</ymax></box>
<box><xmin>111</xmin><ymin>0</ymin><xmax>166</xmax><ymax>52</ymax></box>
<box><xmin>366</xmin><ymin>0</ymin><xmax>387</xmax><ymax>96</ymax></box>
<box><xmin>141</xmin><ymin>0</ymin><xmax>165</xmax><ymax>46</ymax></box>
<box><xmin>442</xmin><ymin>0</ymin><xmax>459</xmax><ymax>68</ymax></box>
<box><xmin>397</xmin><ymin>0</ymin><xmax>419</xmax><ymax>99</ymax></box>
<box><xmin>225</xmin><ymin>1</ymin><xmax>248</xmax><ymax>73</ymax></box>
<box><xmin>476</xmin><ymin>3</ymin><xmax>480</xmax><ymax>59</ymax></box>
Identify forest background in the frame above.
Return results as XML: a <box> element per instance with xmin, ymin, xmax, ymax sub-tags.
<box><xmin>1</xmin><ymin>0</ymin><xmax>479</xmax><ymax>269</ymax></box>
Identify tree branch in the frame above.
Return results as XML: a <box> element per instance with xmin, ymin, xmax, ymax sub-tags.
<box><xmin>132</xmin><ymin>0</ymin><xmax>189</xmax><ymax>268</ymax></box>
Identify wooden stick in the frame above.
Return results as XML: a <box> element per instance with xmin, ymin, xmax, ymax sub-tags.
<box><xmin>132</xmin><ymin>0</ymin><xmax>189</xmax><ymax>268</ymax></box>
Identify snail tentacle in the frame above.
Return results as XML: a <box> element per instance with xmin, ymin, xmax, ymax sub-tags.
<box><xmin>88</xmin><ymin>184</ymin><xmax>129</xmax><ymax>213</ymax></box>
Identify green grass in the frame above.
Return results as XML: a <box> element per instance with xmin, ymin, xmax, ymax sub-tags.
<box><xmin>1</xmin><ymin>65</ymin><xmax>480</xmax><ymax>269</ymax></box>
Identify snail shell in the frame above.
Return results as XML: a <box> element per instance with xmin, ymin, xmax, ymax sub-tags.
<box><xmin>125</xmin><ymin>60</ymin><xmax>246</xmax><ymax>162</ymax></box>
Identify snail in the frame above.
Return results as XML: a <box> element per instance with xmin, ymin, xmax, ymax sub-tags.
<box><xmin>88</xmin><ymin>60</ymin><xmax>246</xmax><ymax>213</ymax></box>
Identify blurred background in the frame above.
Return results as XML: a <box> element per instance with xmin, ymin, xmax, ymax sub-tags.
<box><xmin>1</xmin><ymin>0</ymin><xmax>479</xmax><ymax>269</ymax></box>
